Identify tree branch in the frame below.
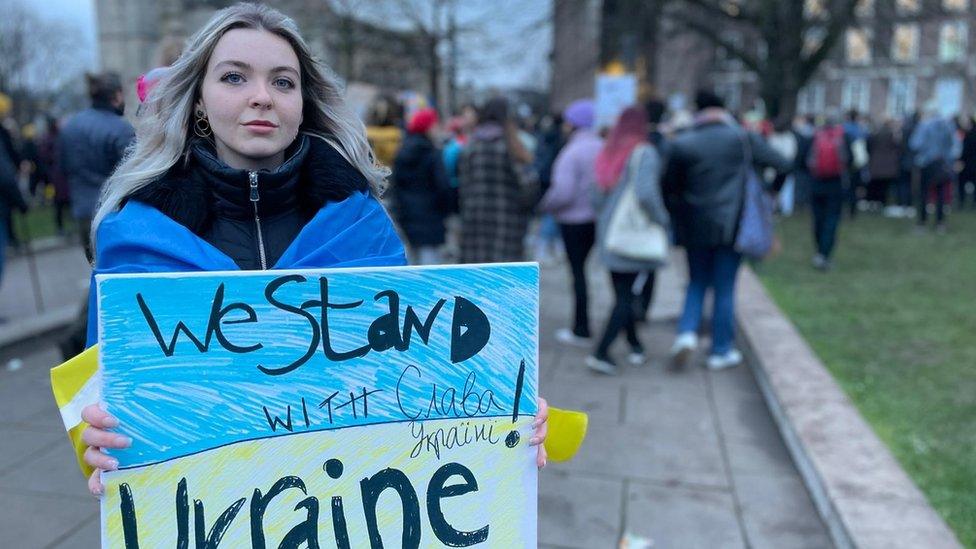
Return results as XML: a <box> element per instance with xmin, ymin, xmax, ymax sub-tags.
<box><xmin>799</xmin><ymin>0</ymin><xmax>859</xmax><ymax>82</ymax></box>
<box><xmin>678</xmin><ymin>0</ymin><xmax>761</xmax><ymax>26</ymax></box>
<box><xmin>666</xmin><ymin>8</ymin><xmax>761</xmax><ymax>72</ymax></box>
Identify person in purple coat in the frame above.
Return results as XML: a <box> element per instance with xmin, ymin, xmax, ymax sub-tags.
<box><xmin>538</xmin><ymin>99</ymin><xmax>603</xmax><ymax>347</ymax></box>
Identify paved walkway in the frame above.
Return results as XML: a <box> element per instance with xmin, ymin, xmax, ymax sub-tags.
<box><xmin>0</xmin><ymin>249</ymin><xmax>831</xmax><ymax>547</ymax></box>
<box><xmin>537</xmin><ymin>257</ymin><xmax>832</xmax><ymax>548</ymax></box>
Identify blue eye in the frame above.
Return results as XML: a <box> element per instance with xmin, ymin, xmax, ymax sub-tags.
<box><xmin>220</xmin><ymin>72</ymin><xmax>244</xmax><ymax>84</ymax></box>
<box><xmin>273</xmin><ymin>78</ymin><xmax>295</xmax><ymax>89</ymax></box>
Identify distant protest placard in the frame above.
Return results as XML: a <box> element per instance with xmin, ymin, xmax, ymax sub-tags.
<box><xmin>96</xmin><ymin>264</ymin><xmax>539</xmax><ymax>548</ymax></box>
<box><xmin>595</xmin><ymin>72</ymin><xmax>638</xmax><ymax>129</ymax></box>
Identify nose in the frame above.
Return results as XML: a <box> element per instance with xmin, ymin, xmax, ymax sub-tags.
<box><xmin>249</xmin><ymin>82</ymin><xmax>273</xmax><ymax>110</ymax></box>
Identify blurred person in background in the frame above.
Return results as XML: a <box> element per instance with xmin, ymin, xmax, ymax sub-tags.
<box><xmin>0</xmin><ymin>94</ymin><xmax>24</xmax><ymax>252</ymax></box>
<box><xmin>458</xmin><ymin>97</ymin><xmax>537</xmax><ymax>263</ymax></box>
<box><xmin>791</xmin><ymin>114</ymin><xmax>816</xmax><ymax>212</ymax></box>
<box><xmin>768</xmin><ymin>120</ymin><xmax>798</xmax><ymax>216</ymax></box>
<box><xmin>0</xmin><ymin>104</ymin><xmax>27</xmax><ymax>294</ymax></box>
<box><xmin>532</xmin><ymin>111</ymin><xmax>566</xmax><ymax>265</ymax></box>
<box><xmin>958</xmin><ymin>115</ymin><xmax>976</xmax><ymax>210</ymax></box>
<box><xmin>910</xmin><ymin>100</ymin><xmax>955</xmax><ymax>233</ymax></box>
<box><xmin>892</xmin><ymin>112</ymin><xmax>920</xmax><ymax>218</ymax></box>
<box><xmin>844</xmin><ymin>109</ymin><xmax>869</xmax><ymax>217</ymax></box>
<box><xmin>59</xmin><ymin>72</ymin><xmax>135</xmax><ymax>260</ymax></box>
<box><xmin>365</xmin><ymin>95</ymin><xmax>403</xmax><ymax>169</ymax></box>
<box><xmin>390</xmin><ymin>107</ymin><xmax>451</xmax><ymax>265</ymax></box>
<box><xmin>585</xmin><ymin>105</ymin><xmax>669</xmax><ymax>375</ymax></box>
<box><xmin>627</xmin><ymin>98</ymin><xmax>672</xmax><ymax>326</ymax></box>
<box><xmin>19</xmin><ymin>123</ymin><xmax>41</xmax><ymax>198</ymax></box>
<box><xmin>663</xmin><ymin>90</ymin><xmax>791</xmax><ymax>370</ymax></box>
<box><xmin>867</xmin><ymin>119</ymin><xmax>901</xmax><ymax>212</ymax></box>
<box><xmin>38</xmin><ymin>117</ymin><xmax>70</xmax><ymax>236</ymax></box>
<box><xmin>807</xmin><ymin>109</ymin><xmax>849</xmax><ymax>271</ymax></box>
<box><xmin>538</xmin><ymin>99</ymin><xmax>600</xmax><ymax>348</ymax></box>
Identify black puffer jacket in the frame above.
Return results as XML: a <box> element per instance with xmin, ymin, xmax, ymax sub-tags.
<box><xmin>127</xmin><ymin>134</ymin><xmax>369</xmax><ymax>270</ymax></box>
<box><xmin>663</xmin><ymin>119</ymin><xmax>791</xmax><ymax>249</ymax></box>
<box><xmin>390</xmin><ymin>132</ymin><xmax>451</xmax><ymax>247</ymax></box>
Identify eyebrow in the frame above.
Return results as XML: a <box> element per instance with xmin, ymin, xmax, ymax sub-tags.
<box><xmin>213</xmin><ymin>60</ymin><xmax>299</xmax><ymax>76</ymax></box>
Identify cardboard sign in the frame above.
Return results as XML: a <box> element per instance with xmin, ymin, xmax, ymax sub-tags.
<box><xmin>96</xmin><ymin>264</ymin><xmax>539</xmax><ymax>548</ymax></box>
<box><xmin>595</xmin><ymin>73</ymin><xmax>638</xmax><ymax>130</ymax></box>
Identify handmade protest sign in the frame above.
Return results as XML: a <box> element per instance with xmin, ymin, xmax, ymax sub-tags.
<box><xmin>96</xmin><ymin>264</ymin><xmax>539</xmax><ymax>548</ymax></box>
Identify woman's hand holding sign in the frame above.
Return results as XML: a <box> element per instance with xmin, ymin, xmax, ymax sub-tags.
<box><xmin>81</xmin><ymin>403</ymin><xmax>131</xmax><ymax>496</ymax></box>
<box><xmin>531</xmin><ymin>397</ymin><xmax>549</xmax><ymax>468</ymax></box>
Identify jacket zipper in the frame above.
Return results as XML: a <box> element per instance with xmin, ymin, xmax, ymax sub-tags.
<box><xmin>248</xmin><ymin>171</ymin><xmax>268</xmax><ymax>270</ymax></box>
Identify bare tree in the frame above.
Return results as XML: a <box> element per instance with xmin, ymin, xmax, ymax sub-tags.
<box><xmin>665</xmin><ymin>0</ymin><xmax>861</xmax><ymax>123</ymax></box>
<box><xmin>0</xmin><ymin>0</ymin><xmax>90</xmax><ymax>117</ymax></box>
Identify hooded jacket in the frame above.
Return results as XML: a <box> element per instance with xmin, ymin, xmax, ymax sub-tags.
<box><xmin>86</xmin><ymin>133</ymin><xmax>406</xmax><ymax>346</ymax></box>
<box><xmin>390</xmin><ymin>132</ymin><xmax>451</xmax><ymax>246</ymax></box>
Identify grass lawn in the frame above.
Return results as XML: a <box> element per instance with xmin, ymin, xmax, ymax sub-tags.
<box><xmin>11</xmin><ymin>203</ymin><xmax>65</xmax><ymax>243</ymax></box>
<box><xmin>754</xmin><ymin>208</ymin><xmax>976</xmax><ymax>547</ymax></box>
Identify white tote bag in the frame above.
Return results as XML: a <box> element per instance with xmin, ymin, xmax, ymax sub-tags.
<box><xmin>604</xmin><ymin>146</ymin><xmax>669</xmax><ymax>263</ymax></box>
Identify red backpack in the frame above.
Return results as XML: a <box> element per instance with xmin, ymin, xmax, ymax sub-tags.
<box><xmin>809</xmin><ymin>126</ymin><xmax>845</xmax><ymax>179</ymax></box>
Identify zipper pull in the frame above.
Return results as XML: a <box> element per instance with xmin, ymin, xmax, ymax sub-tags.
<box><xmin>249</xmin><ymin>171</ymin><xmax>260</xmax><ymax>203</ymax></box>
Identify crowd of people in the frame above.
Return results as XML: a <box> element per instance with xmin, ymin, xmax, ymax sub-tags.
<box><xmin>0</xmin><ymin>73</ymin><xmax>134</xmax><ymax>293</ymax></box>
<box><xmin>2</xmin><ymin>13</ymin><xmax>970</xmax><ymax>378</ymax></box>
<box><xmin>372</xmin><ymin>88</ymin><xmax>969</xmax><ymax>375</ymax></box>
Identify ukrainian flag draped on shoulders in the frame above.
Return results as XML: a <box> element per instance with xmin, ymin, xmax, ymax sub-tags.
<box><xmin>52</xmin><ymin>190</ymin><xmax>406</xmax><ymax>476</ymax></box>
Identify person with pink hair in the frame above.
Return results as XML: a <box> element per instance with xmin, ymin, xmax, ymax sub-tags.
<box><xmin>585</xmin><ymin>105</ymin><xmax>670</xmax><ymax>375</ymax></box>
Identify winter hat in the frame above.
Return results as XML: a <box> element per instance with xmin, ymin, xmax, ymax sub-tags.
<box><xmin>407</xmin><ymin>108</ymin><xmax>439</xmax><ymax>134</ymax></box>
<box><xmin>136</xmin><ymin>66</ymin><xmax>172</xmax><ymax>103</ymax></box>
<box><xmin>563</xmin><ymin>99</ymin><xmax>595</xmax><ymax>129</ymax></box>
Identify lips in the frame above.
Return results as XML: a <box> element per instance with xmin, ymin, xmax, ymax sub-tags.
<box><xmin>243</xmin><ymin>120</ymin><xmax>278</xmax><ymax>128</ymax></box>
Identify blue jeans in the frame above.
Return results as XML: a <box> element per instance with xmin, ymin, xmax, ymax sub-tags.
<box><xmin>677</xmin><ymin>246</ymin><xmax>742</xmax><ymax>355</ymax></box>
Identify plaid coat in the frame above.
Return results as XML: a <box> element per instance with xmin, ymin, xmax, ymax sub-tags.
<box><xmin>458</xmin><ymin>135</ymin><xmax>531</xmax><ymax>263</ymax></box>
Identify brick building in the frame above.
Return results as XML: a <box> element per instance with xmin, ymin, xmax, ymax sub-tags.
<box><xmin>552</xmin><ymin>0</ymin><xmax>976</xmax><ymax>122</ymax></box>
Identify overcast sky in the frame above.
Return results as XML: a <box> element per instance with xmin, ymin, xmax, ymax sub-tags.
<box><xmin>26</xmin><ymin>0</ymin><xmax>551</xmax><ymax>91</ymax></box>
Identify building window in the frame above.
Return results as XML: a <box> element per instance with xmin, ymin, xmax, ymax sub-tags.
<box><xmin>842</xmin><ymin>78</ymin><xmax>871</xmax><ymax>113</ymax></box>
<box><xmin>805</xmin><ymin>0</ymin><xmax>826</xmax><ymax>18</ymax></box>
<box><xmin>804</xmin><ymin>27</ymin><xmax>826</xmax><ymax>56</ymax></box>
<box><xmin>856</xmin><ymin>0</ymin><xmax>875</xmax><ymax>17</ymax></box>
<box><xmin>798</xmin><ymin>82</ymin><xmax>826</xmax><ymax>115</ymax></box>
<box><xmin>846</xmin><ymin>28</ymin><xmax>872</xmax><ymax>65</ymax></box>
<box><xmin>939</xmin><ymin>22</ymin><xmax>968</xmax><ymax>62</ymax></box>
<box><xmin>892</xmin><ymin>24</ymin><xmax>920</xmax><ymax>62</ymax></box>
<box><xmin>935</xmin><ymin>78</ymin><xmax>964</xmax><ymax>116</ymax></box>
<box><xmin>896</xmin><ymin>0</ymin><xmax>921</xmax><ymax>13</ymax></box>
<box><xmin>887</xmin><ymin>77</ymin><xmax>916</xmax><ymax>118</ymax></box>
<box><xmin>943</xmin><ymin>0</ymin><xmax>969</xmax><ymax>12</ymax></box>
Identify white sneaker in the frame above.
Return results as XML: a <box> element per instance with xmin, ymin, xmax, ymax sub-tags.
<box><xmin>555</xmin><ymin>328</ymin><xmax>591</xmax><ymax>348</ymax></box>
<box><xmin>706</xmin><ymin>349</ymin><xmax>743</xmax><ymax>370</ymax></box>
<box><xmin>670</xmin><ymin>332</ymin><xmax>698</xmax><ymax>369</ymax></box>
<box><xmin>585</xmin><ymin>355</ymin><xmax>618</xmax><ymax>375</ymax></box>
<box><xmin>627</xmin><ymin>351</ymin><xmax>647</xmax><ymax>366</ymax></box>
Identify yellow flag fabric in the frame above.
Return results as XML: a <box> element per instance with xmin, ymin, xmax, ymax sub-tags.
<box><xmin>544</xmin><ymin>407</ymin><xmax>589</xmax><ymax>462</ymax></box>
<box><xmin>50</xmin><ymin>345</ymin><xmax>99</xmax><ymax>477</ymax></box>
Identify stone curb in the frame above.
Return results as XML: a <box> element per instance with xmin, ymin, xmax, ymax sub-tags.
<box><xmin>736</xmin><ymin>267</ymin><xmax>962</xmax><ymax>549</ymax></box>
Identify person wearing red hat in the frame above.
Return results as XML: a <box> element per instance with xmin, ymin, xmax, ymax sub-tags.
<box><xmin>391</xmin><ymin>108</ymin><xmax>453</xmax><ymax>264</ymax></box>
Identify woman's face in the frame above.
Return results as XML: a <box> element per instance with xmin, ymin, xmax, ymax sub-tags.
<box><xmin>198</xmin><ymin>28</ymin><xmax>303</xmax><ymax>171</ymax></box>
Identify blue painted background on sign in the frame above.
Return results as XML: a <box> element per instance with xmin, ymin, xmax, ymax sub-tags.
<box><xmin>97</xmin><ymin>264</ymin><xmax>539</xmax><ymax>467</ymax></box>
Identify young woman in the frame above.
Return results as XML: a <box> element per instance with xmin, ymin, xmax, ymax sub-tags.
<box><xmin>586</xmin><ymin>106</ymin><xmax>669</xmax><ymax>375</ymax></box>
<box><xmin>78</xmin><ymin>3</ymin><xmax>547</xmax><ymax>496</ymax></box>
<box><xmin>538</xmin><ymin>99</ymin><xmax>601</xmax><ymax>347</ymax></box>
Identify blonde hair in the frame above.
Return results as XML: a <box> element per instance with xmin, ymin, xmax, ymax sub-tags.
<box><xmin>92</xmin><ymin>2</ymin><xmax>385</xmax><ymax>247</ymax></box>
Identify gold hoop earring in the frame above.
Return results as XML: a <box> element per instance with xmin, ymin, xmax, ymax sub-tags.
<box><xmin>194</xmin><ymin>110</ymin><xmax>212</xmax><ymax>138</ymax></box>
